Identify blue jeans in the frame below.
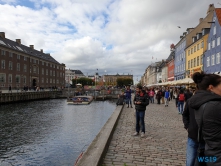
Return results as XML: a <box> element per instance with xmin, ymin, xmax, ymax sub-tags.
<box><xmin>149</xmin><ymin>96</ymin><xmax>154</xmax><ymax>103</ymax></box>
<box><xmin>186</xmin><ymin>137</ymin><xmax>198</xmax><ymax>166</ymax></box>
<box><xmin>136</xmin><ymin>110</ymin><xmax>145</xmax><ymax>133</ymax></box>
<box><xmin>126</xmin><ymin>98</ymin><xmax>132</xmax><ymax>106</ymax></box>
<box><xmin>178</xmin><ymin>101</ymin><xmax>184</xmax><ymax>113</ymax></box>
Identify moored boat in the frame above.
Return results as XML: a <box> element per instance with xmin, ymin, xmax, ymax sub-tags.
<box><xmin>67</xmin><ymin>96</ymin><xmax>93</xmax><ymax>105</ymax></box>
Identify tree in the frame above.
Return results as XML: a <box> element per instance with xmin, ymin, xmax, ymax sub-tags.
<box><xmin>116</xmin><ymin>78</ymin><xmax>133</xmax><ymax>87</ymax></box>
<box><xmin>159</xmin><ymin>80</ymin><xmax>162</xmax><ymax>83</ymax></box>
<box><xmin>72</xmin><ymin>77</ymin><xmax>94</xmax><ymax>87</ymax></box>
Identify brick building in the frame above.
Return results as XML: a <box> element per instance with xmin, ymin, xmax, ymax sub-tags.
<box><xmin>0</xmin><ymin>32</ymin><xmax>65</xmax><ymax>89</ymax></box>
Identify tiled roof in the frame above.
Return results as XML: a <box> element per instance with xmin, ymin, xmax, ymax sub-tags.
<box><xmin>0</xmin><ymin>36</ymin><xmax>60</xmax><ymax>64</ymax></box>
<box><xmin>215</xmin><ymin>8</ymin><xmax>221</xmax><ymax>26</ymax></box>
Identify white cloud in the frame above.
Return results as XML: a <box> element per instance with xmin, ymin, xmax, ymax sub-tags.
<box><xmin>0</xmin><ymin>0</ymin><xmax>220</xmax><ymax>82</ymax></box>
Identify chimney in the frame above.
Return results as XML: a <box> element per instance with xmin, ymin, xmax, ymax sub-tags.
<box><xmin>186</xmin><ymin>28</ymin><xmax>194</xmax><ymax>34</ymax></box>
<box><xmin>30</xmin><ymin>45</ymin><xmax>34</xmax><ymax>49</ymax></box>
<box><xmin>199</xmin><ymin>18</ymin><xmax>203</xmax><ymax>23</ymax></box>
<box><xmin>16</xmin><ymin>39</ymin><xmax>21</xmax><ymax>45</ymax></box>
<box><xmin>0</xmin><ymin>32</ymin><xmax>5</xmax><ymax>38</ymax></box>
<box><xmin>40</xmin><ymin>49</ymin><xmax>43</xmax><ymax>53</ymax></box>
<box><xmin>207</xmin><ymin>4</ymin><xmax>214</xmax><ymax>15</ymax></box>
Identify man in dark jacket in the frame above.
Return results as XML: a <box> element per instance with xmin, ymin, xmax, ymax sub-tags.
<box><xmin>182</xmin><ymin>99</ymin><xmax>201</xmax><ymax>166</ymax></box>
<box><xmin>184</xmin><ymin>89</ymin><xmax>193</xmax><ymax>102</ymax></box>
<box><xmin>133</xmin><ymin>85</ymin><xmax>149</xmax><ymax>138</ymax></box>
<box><xmin>189</xmin><ymin>90</ymin><xmax>221</xmax><ymax>166</ymax></box>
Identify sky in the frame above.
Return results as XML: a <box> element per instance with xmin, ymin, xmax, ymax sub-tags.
<box><xmin>0</xmin><ymin>0</ymin><xmax>220</xmax><ymax>83</ymax></box>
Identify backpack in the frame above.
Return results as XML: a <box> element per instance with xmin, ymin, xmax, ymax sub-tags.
<box><xmin>179</xmin><ymin>94</ymin><xmax>185</xmax><ymax>101</ymax></box>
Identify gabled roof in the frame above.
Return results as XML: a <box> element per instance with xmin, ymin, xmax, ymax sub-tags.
<box><xmin>0</xmin><ymin>36</ymin><xmax>60</xmax><ymax>64</ymax></box>
<box><xmin>215</xmin><ymin>8</ymin><xmax>221</xmax><ymax>26</ymax></box>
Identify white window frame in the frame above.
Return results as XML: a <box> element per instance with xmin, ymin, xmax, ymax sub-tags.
<box><xmin>17</xmin><ymin>63</ymin><xmax>20</xmax><ymax>71</ymax></box>
<box><xmin>8</xmin><ymin>74</ymin><xmax>12</xmax><ymax>83</ymax></box>
<box><xmin>24</xmin><ymin>65</ymin><xmax>27</xmax><ymax>72</ymax></box>
<box><xmin>216</xmin><ymin>52</ymin><xmax>220</xmax><ymax>64</ymax></box>
<box><xmin>1</xmin><ymin>60</ymin><xmax>5</xmax><ymax>69</ymax></box>
<box><xmin>207</xmin><ymin>56</ymin><xmax>210</xmax><ymax>67</ymax></box>
<box><xmin>212</xmin><ymin>40</ymin><xmax>215</xmax><ymax>48</ymax></box>
<box><xmin>211</xmin><ymin>54</ymin><xmax>215</xmax><ymax>65</ymax></box>
<box><xmin>214</xmin><ymin>26</ymin><xmax>216</xmax><ymax>35</ymax></box>
<box><xmin>208</xmin><ymin>43</ymin><xmax>210</xmax><ymax>50</ymax></box>
<box><xmin>9</xmin><ymin>61</ymin><xmax>13</xmax><ymax>70</ymax></box>
<box><xmin>217</xmin><ymin>37</ymin><xmax>220</xmax><ymax>46</ymax></box>
<box><xmin>0</xmin><ymin>73</ymin><xmax>6</xmax><ymax>83</ymax></box>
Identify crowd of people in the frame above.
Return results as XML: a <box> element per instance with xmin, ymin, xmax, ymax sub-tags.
<box><xmin>116</xmin><ymin>71</ymin><xmax>221</xmax><ymax>165</ymax></box>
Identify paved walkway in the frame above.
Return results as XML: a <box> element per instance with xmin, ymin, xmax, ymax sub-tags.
<box><xmin>103</xmin><ymin>99</ymin><xmax>187</xmax><ymax>166</ymax></box>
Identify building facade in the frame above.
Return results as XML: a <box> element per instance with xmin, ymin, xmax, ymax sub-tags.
<box><xmin>186</xmin><ymin>29</ymin><xmax>209</xmax><ymax>78</ymax></box>
<box><xmin>103</xmin><ymin>74</ymin><xmax>133</xmax><ymax>86</ymax></box>
<box><xmin>204</xmin><ymin>9</ymin><xmax>221</xmax><ymax>74</ymax></box>
<box><xmin>167</xmin><ymin>50</ymin><xmax>175</xmax><ymax>81</ymax></box>
<box><xmin>0</xmin><ymin>32</ymin><xmax>65</xmax><ymax>89</ymax></box>
<box><xmin>174</xmin><ymin>35</ymin><xmax>186</xmax><ymax>80</ymax></box>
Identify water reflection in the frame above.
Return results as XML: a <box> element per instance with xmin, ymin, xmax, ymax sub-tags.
<box><xmin>0</xmin><ymin>99</ymin><xmax>116</xmax><ymax>166</ymax></box>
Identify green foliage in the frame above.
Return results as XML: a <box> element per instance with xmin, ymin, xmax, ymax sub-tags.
<box><xmin>158</xmin><ymin>80</ymin><xmax>162</xmax><ymax>83</ymax></box>
<box><xmin>116</xmin><ymin>78</ymin><xmax>133</xmax><ymax>87</ymax></box>
<box><xmin>72</xmin><ymin>77</ymin><xmax>94</xmax><ymax>87</ymax></box>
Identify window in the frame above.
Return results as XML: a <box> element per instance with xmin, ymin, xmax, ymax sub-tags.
<box><xmin>194</xmin><ymin>58</ymin><xmax>196</xmax><ymax>67</ymax></box>
<box><xmin>197</xmin><ymin>56</ymin><xmax>199</xmax><ymax>66</ymax></box>
<box><xmin>33</xmin><ymin>59</ymin><xmax>36</xmax><ymax>63</ymax></box>
<box><xmin>188</xmin><ymin>50</ymin><xmax>190</xmax><ymax>56</ymax></box>
<box><xmin>53</xmin><ymin>79</ymin><xmax>55</xmax><ymax>84</ymax></box>
<box><xmin>33</xmin><ymin>66</ymin><xmax>36</xmax><ymax>73</ymax></box>
<box><xmin>191</xmin><ymin>59</ymin><xmax>193</xmax><ymax>68</ymax></box>
<box><xmin>194</xmin><ymin>46</ymin><xmax>196</xmax><ymax>52</ymax></box>
<box><xmin>207</xmin><ymin>57</ymin><xmax>210</xmax><ymax>67</ymax></box>
<box><xmin>197</xmin><ymin>44</ymin><xmax>199</xmax><ymax>50</ymax></box>
<box><xmin>214</xmin><ymin>26</ymin><xmax>216</xmax><ymax>35</ymax></box>
<box><xmin>216</xmin><ymin>53</ymin><xmax>220</xmax><ymax>64</ymax></box>
<box><xmin>42</xmin><ymin>68</ymin><xmax>44</xmax><ymax>75</ymax></box>
<box><xmin>24</xmin><ymin>56</ymin><xmax>27</xmax><ymax>61</ymax></box>
<box><xmin>46</xmin><ymin>69</ymin><xmax>48</xmax><ymax>75</ymax></box>
<box><xmin>217</xmin><ymin>37</ymin><xmax>220</xmax><ymax>46</ymax></box>
<box><xmin>50</xmin><ymin>70</ymin><xmax>52</xmax><ymax>76</ymax></box>
<box><xmin>53</xmin><ymin>71</ymin><xmax>55</xmax><ymax>76</ymax></box>
<box><xmin>1</xmin><ymin>50</ymin><xmax>5</xmax><ymax>55</ymax></box>
<box><xmin>212</xmin><ymin>40</ymin><xmax>215</xmax><ymax>48</ymax></box>
<box><xmin>46</xmin><ymin>63</ymin><xmax>48</xmax><ymax>66</ymax></box>
<box><xmin>201</xmin><ymin>41</ymin><xmax>204</xmax><ymax>48</ymax></box>
<box><xmin>208</xmin><ymin>43</ymin><xmax>210</xmax><ymax>50</ymax></box>
<box><xmin>1</xmin><ymin>60</ymin><xmax>5</xmax><ymax>69</ymax></box>
<box><xmin>57</xmin><ymin>79</ymin><xmax>59</xmax><ymax>84</ymax></box>
<box><xmin>50</xmin><ymin>63</ymin><xmax>52</xmax><ymax>67</ymax></box>
<box><xmin>46</xmin><ymin>78</ymin><xmax>48</xmax><ymax>83</ymax></box>
<box><xmin>50</xmin><ymin>78</ymin><xmax>52</xmax><ymax>83</ymax></box>
<box><xmin>201</xmin><ymin>55</ymin><xmax>203</xmax><ymax>65</ymax></box>
<box><xmin>9</xmin><ymin>61</ymin><xmax>13</xmax><ymax>70</ymax></box>
<box><xmin>211</xmin><ymin>54</ymin><xmax>215</xmax><ymax>65</ymax></box>
<box><xmin>17</xmin><ymin>63</ymin><xmax>20</xmax><ymax>71</ymax></box>
<box><xmin>42</xmin><ymin>78</ymin><xmax>44</xmax><ymax>83</ymax></box>
<box><xmin>9</xmin><ymin>52</ymin><xmax>13</xmax><ymax>57</ymax></box>
<box><xmin>8</xmin><ymin>74</ymin><xmax>12</xmax><ymax>83</ymax></box>
<box><xmin>42</xmin><ymin>61</ymin><xmax>44</xmax><ymax>65</ymax></box>
<box><xmin>16</xmin><ymin>75</ymin><xmax>20</xmax><ymax>83</ymax></box>
<box><xmin>17</xmin><ymin>54</ymin><xmax>20</xmax><ymax>59</ymax></box>
<box><xmin>24</xmin><ymin>65</ymin><xmax>27</xmax><ymax>72</ymax></box>
<box><xmin>191</xmin><ymin>48</ymin><xmax>193</xmax><ymax>54</ymax></box>
<box><xmin>0</xmin><ymin>73</ymin><xmax>6</xmax><ymax>83</ymax></box>
<box><xmin>30</xmin><ymin>58</ymin><xmax>32</xmax><ymax>62</ymax></box>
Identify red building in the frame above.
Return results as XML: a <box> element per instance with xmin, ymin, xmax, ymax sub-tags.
<box><xmin>0</xmin><ymin>32</ymin><xmax>66</xmax><ymax>89</ymax></box>
<box><xmin>167</xmin><ymin>50</ymin><xmax>175</xmax><ymax>81</ymax></box>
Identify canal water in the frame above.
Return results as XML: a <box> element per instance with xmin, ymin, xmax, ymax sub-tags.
<box><xmin>0</xmin><ymin>99</ymin><xmax>117</xmax><ymax>166</ymax></box>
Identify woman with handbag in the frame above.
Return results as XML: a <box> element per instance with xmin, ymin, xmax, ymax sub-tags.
<box><xmin>189</xmin><ymin>72</ymin><xmax>221</xmax><ymax>166</ymax></box>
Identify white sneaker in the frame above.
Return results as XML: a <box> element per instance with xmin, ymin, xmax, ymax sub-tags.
<box><xmin>133</xmin><ymin>132</ymin><xmax>139</xmax><ymax>136</ymax></box>
<box><xmin>141</xmin><ymin>132</ymin><xmax>145</xmax><ymax>138</ymax></box>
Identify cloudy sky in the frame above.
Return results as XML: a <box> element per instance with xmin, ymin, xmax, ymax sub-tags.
<box><xmin>0</xmin><ymin>0</ymin><xmax>220</xmax><ymax>83</ymax></box>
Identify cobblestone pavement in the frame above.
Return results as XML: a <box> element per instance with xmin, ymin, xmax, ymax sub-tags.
<box><xmin>103</xmin><ymin>99</ymin><xmax>187</xmax><ymax>166</ymax></box>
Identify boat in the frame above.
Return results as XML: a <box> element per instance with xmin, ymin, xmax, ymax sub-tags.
<box><xmin>67</xmin><ymin>96</ymin><xmax>93</xmax><ymax>105</ymax></box>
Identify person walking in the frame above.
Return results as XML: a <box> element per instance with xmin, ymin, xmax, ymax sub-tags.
<box><xmin>148</xmin><ymin>88</ymin><xmax>155</xmax><ymax>103</ymax></box>
<box><xmin>184</xmin><ymin>89</ymin><xmax>193</xmax><ymax>103</ymax></box>
<box><xmin>173</xmin><ymin>88</ymin><xmax>178</xmax><ymax>107</ymax></box>
<box><xmin>164</xmin><ymin>88</ymin><xmax>170</xmax><ymax>107</ymax></box>
<box><xmin>125</xmin><ymin>85</ymin><xmax>133</xmax><ymax>108</ymax></box>
<box><xmin>182</xmin><ymin>98</ymin><xmax>202</xmax><ymax>166</ymax></box>
<box><xmin>178</xmin><ymin>89</ymin><xmax>185</xmax><ymax>114</ymax></box>
<box><xmin>189</xmin><ymin>72</ymin><xmax>221</xmax><ymax>165</ymax></box>
<box><xmin>156</xmin><ymin>88</ymin><xmax>162</xmax><ymax>104</ymax></box>
<box><xmin>133</xmin><ymin>85</ymin><xmax>149</xmax><ymax>138</ymax></box>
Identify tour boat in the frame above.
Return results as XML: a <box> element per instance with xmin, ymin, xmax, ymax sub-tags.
<box><xmin>67</xmin><ymin>96</ymin><xmax>93</xmax><ymax>105</ymax></box>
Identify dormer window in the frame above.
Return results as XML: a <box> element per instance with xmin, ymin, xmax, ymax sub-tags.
<box><xmin>202</xmin><ymin>29</ymin><xmax>205</xmax><ymax>35</ymax></box>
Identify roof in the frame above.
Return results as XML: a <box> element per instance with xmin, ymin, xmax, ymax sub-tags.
<box><xmin>70</xmin><ymin>70</ymin><xmax>84</xmax><ymax>75</ymax></box>
<box><xmin>215</xmin><ymin>8</ymin><xmax>221</xmax><ymax>26</ymax></box>
<box><xmin>166</xmin><ymin>50</ymin><xmax>175</xmax><ymax>62</ymax></box>
<box><xmin>0</xmin><ymin>36</ymin><xmax>60</xmax><ymax>64</ymax></box>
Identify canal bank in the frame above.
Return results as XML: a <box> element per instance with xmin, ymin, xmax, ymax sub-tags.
<box><xmin>76</xmin><ymin>104</ymin><xmax>124</xmax><ymax>166</ymax></box>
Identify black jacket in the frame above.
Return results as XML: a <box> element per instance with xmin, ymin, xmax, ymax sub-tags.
<box><xmin>133</xmin><ymin>92</ymin><xmax>149</xmax><ymax>111</ymax></box>
<box><xmin>189</xmin><ymin>90</ymin><xmax>221</xmax><ymax>165</ymax></box>
<box><xmin>182</xmin><ymin>99</ymin><xmax>198</xmax><ymax>142</ymax></box>
<box><xmin>184</xmin><ymin>92</ymin><xmax>193</xmax><ymax>102</ymax></box>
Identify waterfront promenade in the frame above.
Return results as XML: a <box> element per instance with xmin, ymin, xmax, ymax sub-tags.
<box><xmin>103</xmin><ymin>100</ymin><xmax>187</xmax><ymax>166</ymax></box>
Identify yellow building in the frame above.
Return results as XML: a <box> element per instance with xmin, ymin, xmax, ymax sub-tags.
<box><xmin>185</xmin><ymin>29</ymin><xmax>209</xmax><ymax>78</ymax></box>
